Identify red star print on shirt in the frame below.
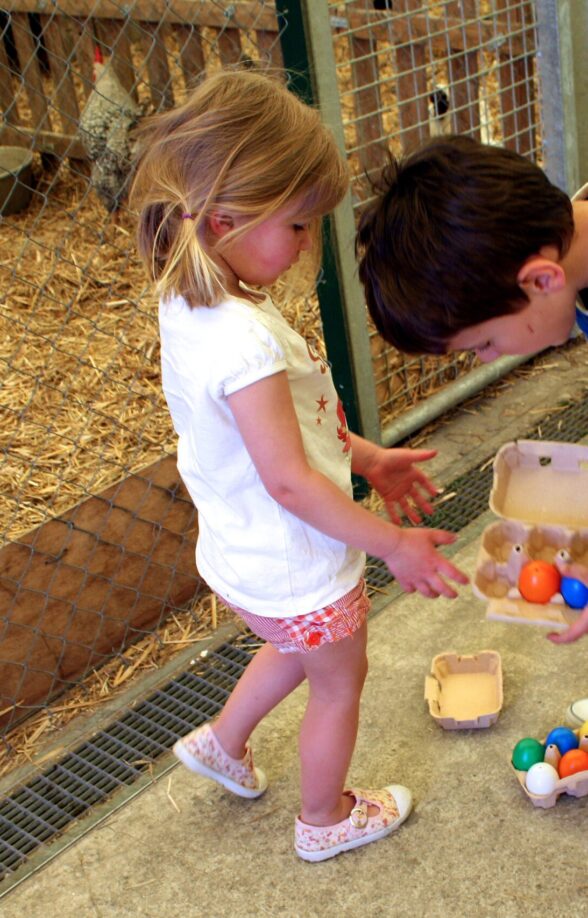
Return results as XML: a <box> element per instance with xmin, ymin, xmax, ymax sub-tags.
<box><xmin>336</xmin><ymin>399</ymin><xmax>351</xmax><ymax>453</ymax></box>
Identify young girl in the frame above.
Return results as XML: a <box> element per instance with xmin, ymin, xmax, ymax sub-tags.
<box><xmin>130</xmin><ymin>69</ymin><xmax>467</xmax><ymax>863</ymax></box>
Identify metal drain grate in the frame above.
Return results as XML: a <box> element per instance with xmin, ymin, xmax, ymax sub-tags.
<box><xmin>2</xmin><ymin>392</ymin><xmax>588</xmax><ymax>883</ymax></box>
<box><xmin>0</xmin><ymin>634</ymin><xmax>263</xmax><ymax>879</ymax></box>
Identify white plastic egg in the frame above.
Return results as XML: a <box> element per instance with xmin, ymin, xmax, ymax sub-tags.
<box><xmin>525</xmin><ymin>761</ymin><xmax>559</xmax><ymax>796</ymax></box>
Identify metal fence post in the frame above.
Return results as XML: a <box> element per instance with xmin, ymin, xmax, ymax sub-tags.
<box><xmin>276</xmin><ymin>0</ymin><xmax>382</xmax><ymax>448</ymax></box>
<box><xmin>569</xmin><ymin>0</ymin><xmax>588</xmax><ymax>180</ymax></box>
<box><xmin>535</xmin><ymin>0</ymin><xmax>580</xmax><ymax>192</ymax></box>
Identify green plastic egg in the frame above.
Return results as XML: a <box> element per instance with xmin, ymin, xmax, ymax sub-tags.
<box><xmin>512</xmin><ymin>737</ymin><xmax>545</xmax><ymax>771</ymax></box>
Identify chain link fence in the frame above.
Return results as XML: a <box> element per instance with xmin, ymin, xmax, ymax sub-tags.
<box><xmin>0</xmin><ymin>0</ymin><xmax>569</xmax><ymax>766</ymax></box>
<box><xmin>0</xmin><ymin>2</ymin><xmax>287</xmax><ymax>753</ymax></box>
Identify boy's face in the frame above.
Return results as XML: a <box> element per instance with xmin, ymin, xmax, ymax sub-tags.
<box><xmin>448</xmin><ymin>293</ymin><xmax>577</xmax><ymax>362</ymax></box>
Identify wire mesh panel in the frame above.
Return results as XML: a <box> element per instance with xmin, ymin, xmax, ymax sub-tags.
<box><xmin>0</xmin><ymin>0</ymin><xmax>576</xmax><ymax>883</ymax></box>
<box><xmin>0</xmin><ymin>2</ymin><xmax>285</xmax><ymax>749</ymax></box>
<box><xmin>327</xmin><ymin>0</ymin><xmax>540</xmax><ymax>429</ymax></box>
<box><xmin>0</xmin><ymin>0</ymin><xmax>569</xmax><ymax>773</ymax></box>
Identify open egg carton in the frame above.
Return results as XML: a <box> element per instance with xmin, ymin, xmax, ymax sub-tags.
<box><xmin>473</xmin><ymin>440</ymin><xmax>588</xmax><ymax>629</ymax></box>
<box><xmin>513</xmin><ymin>728</ymin><xmax>588</xmax><ymax>809</ymax></box>
<box><xmin>425</xmin><ymin>650</ymin><xmax>503</xmax><ymax>729</ymax></box>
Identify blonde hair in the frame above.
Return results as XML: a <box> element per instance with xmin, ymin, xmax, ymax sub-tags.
<box><xmin>130</xmin><ymin>68</ymin><xmax>349</xmax><ymax>307</ymax></box>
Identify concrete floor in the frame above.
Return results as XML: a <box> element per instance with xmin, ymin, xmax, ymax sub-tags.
<box><xmin>3</xmin><ymin>341</ymin><xmax>588</xmax><ymax>918</ymax></box>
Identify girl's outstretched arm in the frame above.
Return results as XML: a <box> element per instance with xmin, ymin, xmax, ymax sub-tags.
<box><xmin>227</xmin><ymin>371</ymin><xmax>468</xmax><ymax>599</ymax></box>
<box><xmin>349</xmin><ymin>433</ymin><xmax>439</xmax><ymax>525</ymax></box>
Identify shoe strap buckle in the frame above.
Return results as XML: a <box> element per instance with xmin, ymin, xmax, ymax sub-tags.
<box><xmin>349</xmin><ymin>802</ymin><xmax>368</xmax><ymax>829</ymax></box>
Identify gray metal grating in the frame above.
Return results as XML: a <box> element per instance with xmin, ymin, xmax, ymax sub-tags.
<box><xmin>2</xmin><ymin>391</ymin><xmax>588</xmax><ymax>882</ymax></box>
<box><xmin>0</xmin><ymin>633</ymin><xmax>263</xmax><ymax>878</ymax></box>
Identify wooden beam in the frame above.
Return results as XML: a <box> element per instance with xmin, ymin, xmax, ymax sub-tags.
<box><xmin>5</xmin><ymin>0</ymin><xmax>279</xmax><ymax>30</ymax></box>
<box><xmin>0</xmin><ymin>454</ymin><xmax>201</xmax><ymax>728</ymax></box>
<box><xmin>42</xmin><ymin>15</ymin><xmax>81</xmax><ymax>133</ymax></box>
<box><xmin>11</xmin><ymin>13</ymin><xmax>53</xmax><ymax>134</ymax></box>
<box><xmin>338</xmin><ymin>9</ymin><xmax>528</xmax><ymax>57</ymax></box>
<box><xmin>0</xmin><ymin>125</ymin><xmax>86</xmax><ymax>158</ymax></box>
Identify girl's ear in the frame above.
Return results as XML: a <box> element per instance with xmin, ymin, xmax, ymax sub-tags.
<box><xmin>517</xmin><ymin>249</ymin><xmax>566</xmax><ymax>296</ymax></box>
<box><xmin>208</xmin><ymin>210</ymin><xmax>234</xmax><ymax>239</ymax></box>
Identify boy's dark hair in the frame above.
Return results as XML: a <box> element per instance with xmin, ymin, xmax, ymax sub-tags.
<box><xmin>356</xmin><ymin>135</ymin><xmax>574</xmax><ymax>354</ymax></box>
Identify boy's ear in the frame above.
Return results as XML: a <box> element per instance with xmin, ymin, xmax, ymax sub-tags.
<box><xmin>208</xmin><ymin>210</ymin><xmax>235</xmax><ymax>239</ymax></box>
<box><xmin>517</xmin><ymin>252</ymin><xmax>566</xmax><ymax>296</ymax></box>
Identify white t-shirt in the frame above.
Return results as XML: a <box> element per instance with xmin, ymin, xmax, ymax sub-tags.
<box><xmin>159</xmin><ymin>292</ymin><xmax>365</xmax><ymax>616</ymax></box>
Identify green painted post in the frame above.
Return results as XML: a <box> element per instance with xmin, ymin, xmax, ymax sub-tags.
<box><xmin>276</xmin><ymin>1</ymin><xmax>381</xmax><ymax>495</ymax></box>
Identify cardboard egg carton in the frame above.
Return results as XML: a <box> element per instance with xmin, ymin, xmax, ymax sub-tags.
<box><xmin>473</xmin><ymin>440</ymin><xmax>588</xmax><ymax>629</ymax></box>
<box><xmin>513</xmin><ymin>729</ymin><xmax>588</xmax><ymax>808</ymax></box>
<box><xmin>425</xmin><ymin>650</ymin><xmax>503</xmax><ymax>729</ymax></box>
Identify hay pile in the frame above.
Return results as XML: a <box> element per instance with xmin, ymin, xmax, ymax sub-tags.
<box><xmin>0</xmin><ymin>165</ymin><xmax>171</xmax><ymax>543</ymax></box>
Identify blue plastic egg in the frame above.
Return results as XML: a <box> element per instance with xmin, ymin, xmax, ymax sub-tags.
<box><xmin>560</xmin><ymin>576</ymin><xmax>588</xmax><ymax>609</ymax></box>
<box><xmin>545</xmin><ymin>726</ymin><xmax>579</xmax><ymax>755</ymax></box>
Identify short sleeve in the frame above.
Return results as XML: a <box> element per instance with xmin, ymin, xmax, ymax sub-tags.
<box><xmin>219</xmin><ymin>319</ymin><xmax>288</xmax><ymax>396</ymax></box>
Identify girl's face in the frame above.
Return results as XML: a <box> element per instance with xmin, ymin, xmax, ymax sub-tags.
<box><xmin>212</xmin><ymin>200</ymin><xmax>314</xmax><ymax>291</ymax></box>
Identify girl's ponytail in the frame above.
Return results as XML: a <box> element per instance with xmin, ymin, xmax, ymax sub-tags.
<box><xmin>131</xmin><ymin>68</ymin><xmax>348</xmax><ymax>307</ymax></box>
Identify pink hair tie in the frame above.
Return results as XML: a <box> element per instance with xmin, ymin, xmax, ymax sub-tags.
<box><xmin>182</xmin><ymin>212</ymin><xmax>194</xmax><ymax>220</ymax></box>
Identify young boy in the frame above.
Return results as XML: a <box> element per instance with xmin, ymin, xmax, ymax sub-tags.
<box><xmin>356</xmin><ymin>134</ymin><xmax>588</xmax><ymax>721</ymax></box>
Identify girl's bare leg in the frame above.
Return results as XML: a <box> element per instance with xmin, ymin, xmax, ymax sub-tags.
<box><xmin>212</xmin><ymin>641</ymin><xmax>305</xmax><ymax>759</ymax></box>
<box><xmin>297</xmin><ymin>622</ymin><xmax>369</xmax><ymax>826</ymax></box>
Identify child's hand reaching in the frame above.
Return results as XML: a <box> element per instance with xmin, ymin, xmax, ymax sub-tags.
<box><xmin>360</xmin><ymin>446</ymin><xmax>439</xmax><ymax>525</ymax></box>
<box><xmin>382</xmin><ymin>526</ymin><xmax>469</xmax><ymax>599</ymax></box>
<box><xmin>548</xmin><ymin>561</ymin><xmax>588</xmax><ymax>644</ymax></box>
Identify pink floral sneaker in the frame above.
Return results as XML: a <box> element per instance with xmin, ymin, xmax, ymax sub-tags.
<box><xmin>295</xmin><ymin>785</ymin><xmax>412</xmax><ymax>862</ymax></box>
<box><xmin>173</xmin><ymin>723</ymin><xmax>268</xmax><ymax>799</ymax></box>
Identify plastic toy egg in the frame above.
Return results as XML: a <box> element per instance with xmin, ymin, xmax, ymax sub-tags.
<box><xmin>558</xmin><ymin>748</ymin><xmax>588</xmax><ymax>779</ymax></box>
<box><xmin>512</xmin><ymin>737</ymin><xmax>545</xmax><ymax>771</ymax></box>
<box><xmin>543</xmin><ymin>743</ymin><xmax>561</xmax><ymax>768</ymax></box>
<box><xmin>545</xmin><ymin>726</ymin><xmax>579</xmax><ymax>755</ymax></box>
<box><xmin>525</xmin><ymin>762</ymin><xmax>559</xmax><ymax>796</ymax></box>
<box><xmin>518</xmin><ymin>560</ymin><xmax>561</xmax><ymax>604</ymax></box>
<box><xmin>560</xmin><ymin>576</ymin><xmax>588</xmax><ymax>609</ymax></box>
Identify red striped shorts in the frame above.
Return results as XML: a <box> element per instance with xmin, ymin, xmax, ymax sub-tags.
<box><xmin>219</xmin><ymin>579</ymin><xmax>370</xmax><ymax>654</ymax></box>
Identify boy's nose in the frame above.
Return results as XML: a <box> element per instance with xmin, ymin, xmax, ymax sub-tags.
<box><xmin>476</xmin><ymin>346</ymin><xmax>500</xmax><ymax>363</ymax></box>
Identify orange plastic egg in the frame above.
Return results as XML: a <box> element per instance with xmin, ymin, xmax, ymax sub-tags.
<box><xmin>558</xmin><ymin>748</ymin><xmax>588</xmax><ymax>779</ymax></box>
<box><xmin>518</xmin><ymin>560</ymin><xmax>561</xmax><ymax>604</ymax></box>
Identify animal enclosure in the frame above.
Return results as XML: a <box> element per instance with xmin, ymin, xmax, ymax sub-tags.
<box><xmin>0</xmin><ymin>1</ymin><xmax>567</xmax><ymax>760</ymax></box>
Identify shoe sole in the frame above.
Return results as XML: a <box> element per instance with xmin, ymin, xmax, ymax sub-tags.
<box><xmin>296</xmin><ymin>798</ymin><xmax>413</xmax><ymax>863</ymax></box>
<box><xmin>173</xmin><ymin>739</ymin><xmax>267</xmax><ymax>799</ymax></box>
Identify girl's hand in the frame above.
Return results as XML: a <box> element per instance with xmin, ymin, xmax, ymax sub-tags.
<box><xmin>363</xmin><ymin>447</ymin><xmax>439</xmax><ymax>525</ymax></box>
<box><xmin>382</xmin><ymin>527</ymin><xmax>469</xmax><ymax>599</ymax></box>
<box><xmin>548</xmin><ymin>562</ymin><xmax>588</xmax><ymax>644</ymax></box>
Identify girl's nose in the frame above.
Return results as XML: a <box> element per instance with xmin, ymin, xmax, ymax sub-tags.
<box><xmin>299</xmin><ymin>228</ymin><xmax>312</xmax><ymax>251</ymax></box>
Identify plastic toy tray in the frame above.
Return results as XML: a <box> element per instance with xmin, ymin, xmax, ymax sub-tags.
<box><xmin>425</xmin><ymin>650</ymin><xmax>503</xmax><ymax>729</ymax></box>
<box><xmin>513</xmin><ymin>729</ymin><xmax>588</xmax><ymax>808</ymax></box>
<box><xmin>473</xmin><ymin>440</ymin><xmax>588</xmax><ymax>629</ymax></box>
